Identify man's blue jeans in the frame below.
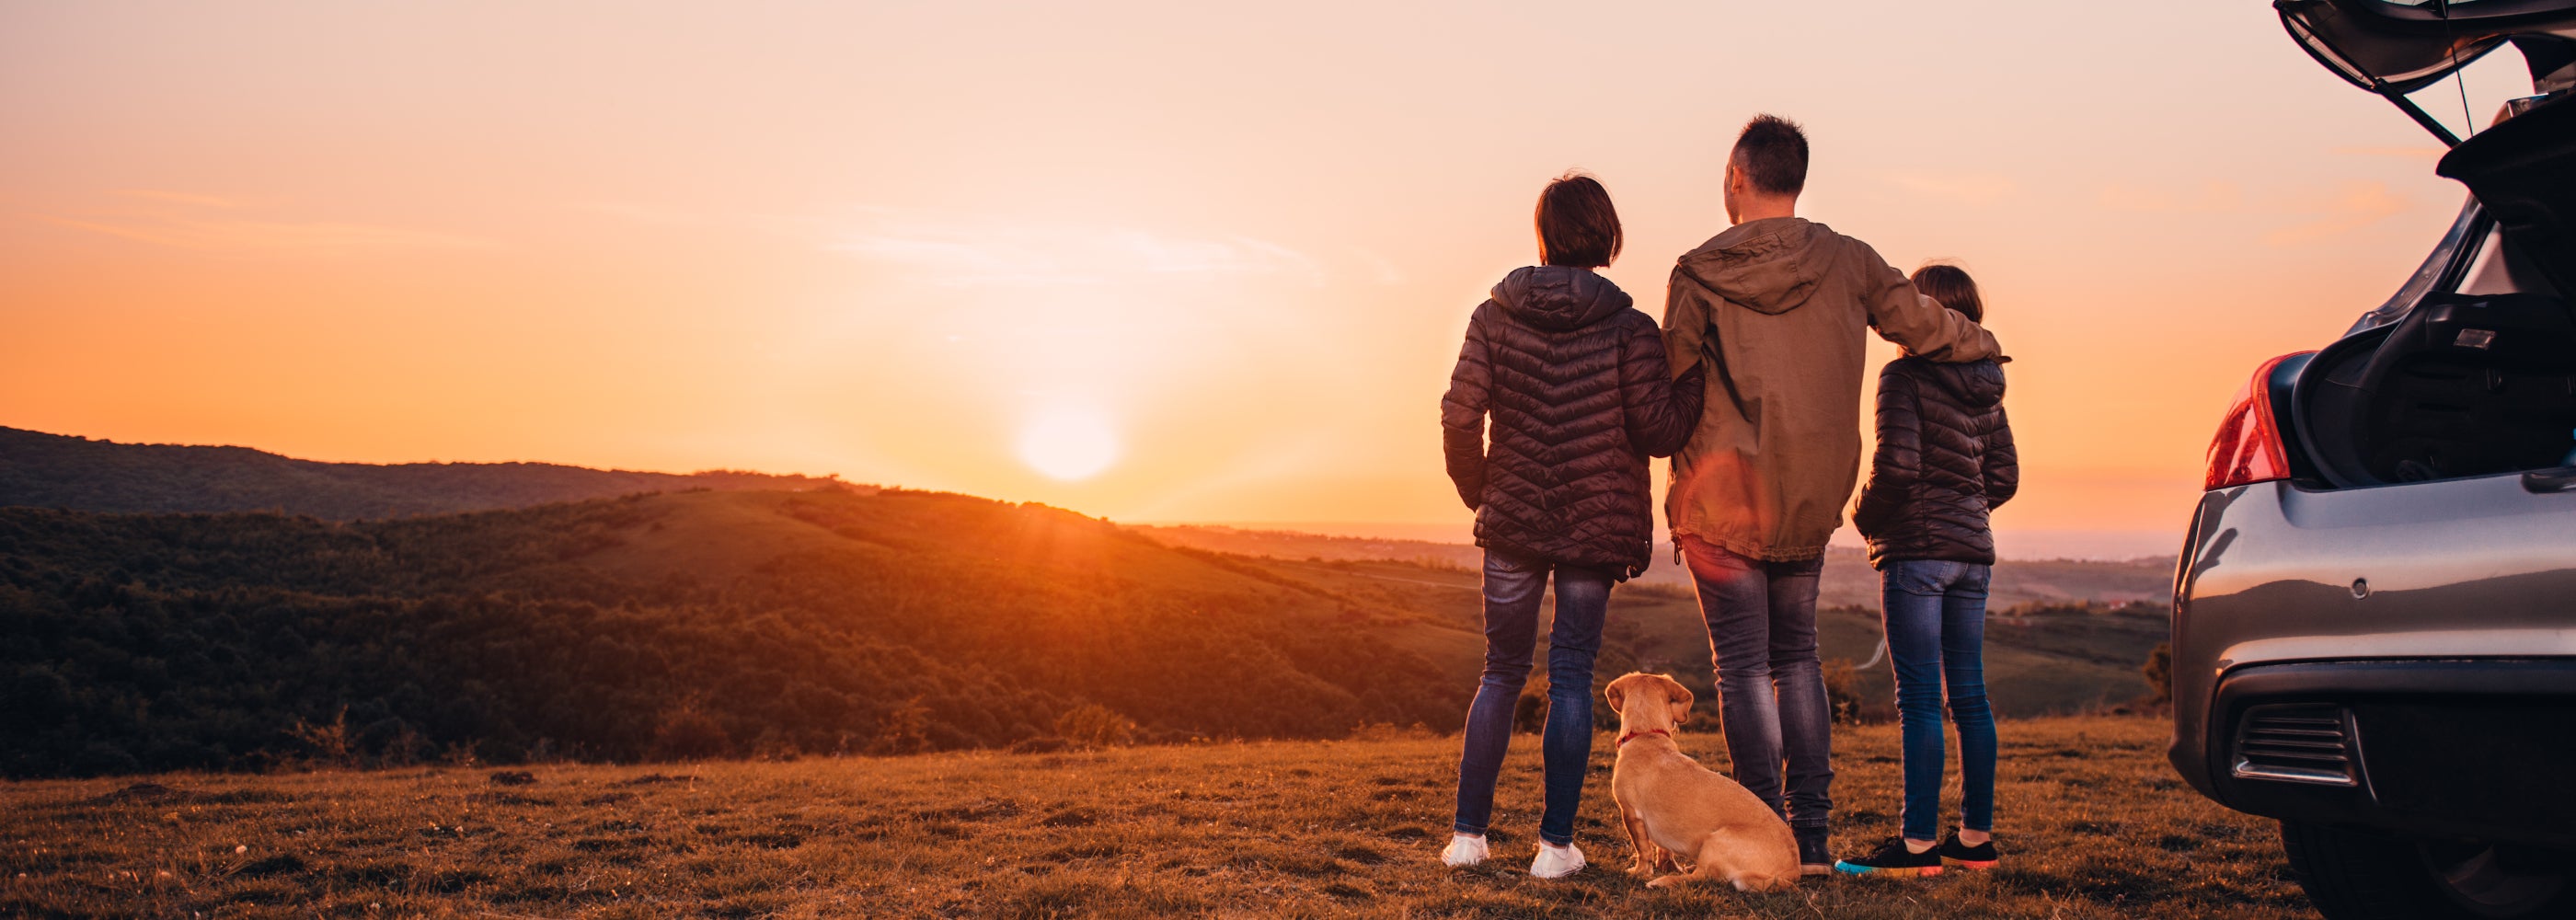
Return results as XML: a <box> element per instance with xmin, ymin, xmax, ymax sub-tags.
<box><xmin>1453</xmin><ymin>547</ymin><xmax>1609</xmax><ymax>846</ymax></box>
<box><xmin>1679</xmin><ymin>535</ymin><xmax>1833</xmax><ymax>834</ymax></box>
<box><xmin>1880</xmin><ymin>558</ymin><xmax>1996</xmax><ymax>843</ymax></box>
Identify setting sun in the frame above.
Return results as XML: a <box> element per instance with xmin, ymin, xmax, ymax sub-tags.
<box><xmin>1018</xmin><ymin>407</ymin><xmax>1121</xmax><ymax>481</ymax></box>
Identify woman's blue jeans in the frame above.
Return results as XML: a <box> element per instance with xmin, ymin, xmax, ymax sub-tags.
<box><xmin>1880</xmin><ymin>558</ymin><xmax>1996</xmax><ymax>843</ymax></box>
<box><xmin>1453</xmin><ymin>547</ymin><xmax>1609</xmax><ymax>845</ymax></box>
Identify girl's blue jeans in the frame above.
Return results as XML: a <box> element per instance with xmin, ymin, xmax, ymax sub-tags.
<box><xmin>1453</xmin><ymin>547</ymin><xmax>1608</xmax><ymax>845</ymax></box>
<box><xmin>1880</xmin><ymin>558</ymin><xmax>1996</xmax><ymax>843</ymax></box>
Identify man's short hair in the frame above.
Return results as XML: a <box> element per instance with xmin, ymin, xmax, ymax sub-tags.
<box><xmin>1731</xmin><ymin>114</ymin><xmax>1809</xmax><ymax>197</ymax></box>
<box><xmin>1535</xmin><ymin>171</ymin><xmax>1622</xmax><ymax>268</ymax></box>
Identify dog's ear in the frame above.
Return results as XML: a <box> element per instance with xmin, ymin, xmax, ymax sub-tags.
<box><xmin>1603</xmin><ymin>674</ymin><xmax>1630</xmax><ymax>713</ymax></box>
<box><xmin>1659</xmin><ymin>674</ymin><xmax>1694</xmax><ymax>724</ymax></box>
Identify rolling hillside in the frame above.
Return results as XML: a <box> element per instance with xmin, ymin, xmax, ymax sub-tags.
<box><xmin>0</xmin><ymin>426</ymin><xmax>846</xmax><ymax>519</ymax></box>
<box><xmin>0</xmin><ymin>489</ymin><xmax>1466</xmax><ymax>776</ymax></box>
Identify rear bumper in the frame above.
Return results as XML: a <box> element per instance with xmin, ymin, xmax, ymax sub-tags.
<box><xmin>2171</xmin><ymin>659</ymin><xmax>2576</xmax><ymax>849</ymax></box>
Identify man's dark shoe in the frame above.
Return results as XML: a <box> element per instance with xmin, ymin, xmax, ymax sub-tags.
<box><xmin>1833</xmin><ymin>836</ymin><xmax>1943</xmax><ymax>877</ymax></box>
<box><xmin>1937</xmin><ymin>834</ymin><xmax>1997</xmax><ymax>869</ymax></box>
<box><xmin>1794</xmin><ymin>826</ymin><xmax>1833</xmax><ymax>877</ymax></box>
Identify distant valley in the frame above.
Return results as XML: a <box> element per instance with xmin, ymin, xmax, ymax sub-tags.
<box><xmin>1133</xmin><ymin>523</ymin><xmax>2176</xmax><ymax>612</ymax></box>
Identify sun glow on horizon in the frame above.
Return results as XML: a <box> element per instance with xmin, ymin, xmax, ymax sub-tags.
<box><xmin>1018</xmin><ymin>407</ymin><xmax>1121</xmax><ymax>481</ymax></box>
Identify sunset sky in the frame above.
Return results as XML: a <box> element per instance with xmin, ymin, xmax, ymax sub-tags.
<box><xmin>1</xmin><ymin>1</ymin><xmax>2544</xmax><ymax>557</ymax></box>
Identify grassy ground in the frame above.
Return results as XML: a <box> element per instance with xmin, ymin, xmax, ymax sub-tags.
<box><xmin>2</xmin><ymin>715</ymin><xmax>2314</xmax><ymax>919</ymax></box>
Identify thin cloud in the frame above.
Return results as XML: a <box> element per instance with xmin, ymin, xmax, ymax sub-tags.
<box><xmin>2097</xmin><ymin>181</ymin><xmax>2246</xmax><ymax>213</ymax></box>
<box><xmin>1350</xmin><ymin>247</ymin><xmax>1407</xmax><ymax>285</ymax></box>
<box><xmin>47</xmin><ymin>215</ymin><xmax>492</xmax><ymax>250</ymax></box>
<box><xmin>2332</xmin><ymin>145</ymin><xmax>2445</xmax><ymax>161</ymax></box>
<box><xmin>2264</xmin><ymin>181</ymin><xmax>2409</xmax><ymax>247</ymax></box>
<box><xmin>45</xmin><ymin>191</ymin><xmax>493</xmax><ymax>251</ymax></box>
<box><xmin>2096</xmin><ymin>178</ymin><xmax>2409</xmax><ymax>246</ymax></box>
<box><xmin>578</xmin><ymin>201</ymin><xmax>702</xmax><ymax>226</ymax></box>
<box><xmin>829</xmin><ymin>209</ymin><xmax>1326</xmax><ymax>288</ymax></box>
<box><xmin>110</xmin><ymin>189</ymin><xmax>246</xmax><ymax>209</ymax></box>
<box><xmin>1880</xmin><ymin>171</ymin><xmax>2017</xmax><ymax>207</ymax></box>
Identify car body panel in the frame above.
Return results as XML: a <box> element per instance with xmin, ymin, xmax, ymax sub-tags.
<box><xmin>2169</xmin><ymin>472</ymin><xmax>2576</xmax><ymax>807</ymax></box>
<box><xmin>2201</xmin><ymin>660</ymin><xmax>2576</xmax><ymax>848</ymax></box>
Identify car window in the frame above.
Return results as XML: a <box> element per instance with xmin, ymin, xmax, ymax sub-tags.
<box><xmin>2404</xmin><ymin>40</ymin><xmax>2547</xmax><ymax>142</ymax></box>
<box><xmin>2458</xmin><ymin>225</ymin><xmax>2568</xmax><ymax>296</ymax></box>
<box><xmin>2349</xmin><ymin>201</ymin><xmax>2487</xmax><ymax>335</ymax></box>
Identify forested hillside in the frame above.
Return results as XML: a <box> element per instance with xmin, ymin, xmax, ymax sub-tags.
<box><xmin>0</xmin><ymin>427</ymin><xmax>845</xmax><ymax>519</ymax></box>
<box><xmin>0</xmin><ymin>489</ymin><xmax>1461</xmax><ymax>777</ymax></box>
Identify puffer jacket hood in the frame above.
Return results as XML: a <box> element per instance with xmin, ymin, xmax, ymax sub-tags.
<box><xmin>1675</xmin><ymin>219</ymin><xmax>1831</xmax><ymax>316</ymax></box>
<box><xmin>1926</xmin><ymin>359</ymin><xmax>2007</xmax><ymax>409</ymax></box>
<box><xmin>1852</xmin><ymin>357</ymin><xmax>2018</xmax><ymax>569</ymax></box>
<box><xmin>1441</xmin><ymin>269</ymin><xmax>1705</xmax><ymax>579</ymax></box>
<box><xmin>1492</xmin><ymin>265</ymin><xmax>1634</xmax><ymax>330</ymax></box>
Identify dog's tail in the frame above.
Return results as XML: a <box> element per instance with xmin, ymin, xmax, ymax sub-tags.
<box><xmin>1731</xmin><ymin>871</ymin><xmax>1796</xmax><ymax>893</ymax></box>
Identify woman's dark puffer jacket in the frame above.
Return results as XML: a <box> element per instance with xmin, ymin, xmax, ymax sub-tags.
<box><xmin>1442</xmin><ymin>266</ymin><xmax>1705</xmax><ymax>579</ymax></box>
<box><xmin>1852</xmin><ymin>357</ymin><xmax>2018</xmax><ymax>568</ymax></box>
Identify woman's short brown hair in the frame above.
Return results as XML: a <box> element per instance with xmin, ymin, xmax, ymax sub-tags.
<box><xmin>1910</xmin><ymin>263</ymin><xmax>1984</xmax><ymax>323</ymax></box>
<box><xmin>1535</xmin><ymin>172</ymin><xmax>1622</xmax><ymax>268</ymax></box>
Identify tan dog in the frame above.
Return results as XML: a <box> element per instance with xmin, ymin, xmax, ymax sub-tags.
<box><xmin>1604</xmin><ymin>672</ymin><xmax>1800</xmax><ymax>892</ymax></box>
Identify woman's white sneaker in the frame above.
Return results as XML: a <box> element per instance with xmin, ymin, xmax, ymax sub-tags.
<box><xmin>1530</xmin><ymin>841</ymin><xmax>1587</xmax><ymax>879</ymax></box>
<box><xmin>1440</xmin><ymin>834</ymin><xmax>1489</xmax><ymax>868</ymax></box>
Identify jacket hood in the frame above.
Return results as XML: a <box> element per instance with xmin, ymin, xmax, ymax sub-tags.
<box><xmin>1491</xmin><ymin>265</ymin><xmax>1632</xmax><ymax>331</ymax></box>
<box><xmin>1926</xmin><ymin>359</ymin><xmax>2007</xmax><ymax>408</ymax></box>
<box><xmin>1674</xmin><ymin>217</ymin><xmax>1830</xmax><ymax>316</ymax></box>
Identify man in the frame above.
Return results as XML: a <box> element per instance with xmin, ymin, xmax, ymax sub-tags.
<box><xmin>1662</xmin><ymin>114</ymin><xmax>2002</xmax><ymax>875</ymax></box>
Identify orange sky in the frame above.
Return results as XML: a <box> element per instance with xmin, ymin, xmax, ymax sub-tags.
<box><xmin>0</xmin><ymin>2</ymin><xmax>2543</xmax><ymax>554</ymax></box>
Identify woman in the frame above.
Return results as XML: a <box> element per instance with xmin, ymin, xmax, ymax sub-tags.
<box><xmin>1834</xmin><ymin>263</ymin><xmax>2018</xmax><ymax>877</ymax></box>
<box><xmin>1437</xmin><ymin>172</ymin><xmax>1705</xmax><ymax>877</ymax></box>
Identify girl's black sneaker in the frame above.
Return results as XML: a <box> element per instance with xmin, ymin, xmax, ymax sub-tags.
<box><xmin>1937</xmin><ymin>834</ymin><xmax>1997</xmax><ymax>870</ymax></box>
<box><xmin>1833</xmin><ymin>836</ymin><xmax>1943</xmax><ymax>877</ymax></box>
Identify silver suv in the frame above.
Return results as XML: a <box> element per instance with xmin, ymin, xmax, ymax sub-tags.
<box><xmin>2169</xmin><ymin>3</ymin><xmax>2576</xmax><ymax>919</ymax></box>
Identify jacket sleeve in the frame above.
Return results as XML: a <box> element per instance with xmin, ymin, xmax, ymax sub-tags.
<box><xmin>1661</xmin><ymin>265</ymin><xmax>1711</xmax><ymax>381</ymax></box>
<box><xmin>1857</xmin><ymin>246</ymin><xmax>2002</xmax><ymax>363</ymax></box>
<box><xmin>1441</xmin><ymin>308</ymin><xmax>1494</xmax><ymax>510</ymax></box>
<box><xmin>1620</xmin><ymin>318</ymin><xmax>1706</xmax><ymax>458</ymax></box>
<box><xmin>1983</xmin><ymin>405</ymin><xmax>2020</xmax><ymax>510</ymax></box>
<box><xmin>1851</xmin><ymin>363</ymin><xmax>1922</xmax><ymax>537</ymax></box>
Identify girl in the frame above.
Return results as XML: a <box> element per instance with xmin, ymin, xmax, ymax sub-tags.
<box><xmin>1436</xmin><ymin>172</ymin><xmax>1705</xmax><ymax>877</ymax></box>
<box><xmin>1834</xmin><ymin>263</ymin><xmax>2018</xmax><ymax>877</ymax></box>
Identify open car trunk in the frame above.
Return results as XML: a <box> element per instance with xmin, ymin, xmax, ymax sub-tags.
<box><xmin>2277</xmin><ymin>1</ymin><xmax>2576</xmax><ymax>487</ymax></box>
<box><xmin>2297</xmin><ymin>289</ymin><xmax>2576</xmax><ymax>486</ymax></box>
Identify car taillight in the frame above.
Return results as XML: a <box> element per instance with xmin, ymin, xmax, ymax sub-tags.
<box><xmin>2203</xmin><ymin>352</ymin><xmax>2312</xmax><ymax>491</ymax></box>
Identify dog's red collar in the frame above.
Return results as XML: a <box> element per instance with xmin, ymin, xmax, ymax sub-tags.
<box><xmin>1616</xmin><ymin>728</ymin><xmax>1672</xmax><ymax>748</ymax></box>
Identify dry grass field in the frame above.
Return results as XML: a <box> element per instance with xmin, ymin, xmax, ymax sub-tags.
<box><xmin>2</xmin><ymin>715</ymin><xmax>2316</xmax><ymax>919</ymax></box>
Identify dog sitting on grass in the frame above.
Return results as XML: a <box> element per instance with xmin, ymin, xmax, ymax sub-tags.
<box><xmin>1603</xmin><ymin>672</ymin><xmax>1800</xmax><ymax>892</ymax></box>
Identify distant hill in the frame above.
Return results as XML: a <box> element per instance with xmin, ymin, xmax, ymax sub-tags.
<box><xmin>1132</xmin><ymin>524</ymin><xmax>2175</xmax><ymax>609</ymax></box>
<box><xmin>0</xmin><ymin>427</ymin><xmax>851</xmax><ymax>519</ymax></box>
<box><xmin>0</xmin><ymin>489</ymin><xmax>1465</xmax><ymax>776</ymax></box>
